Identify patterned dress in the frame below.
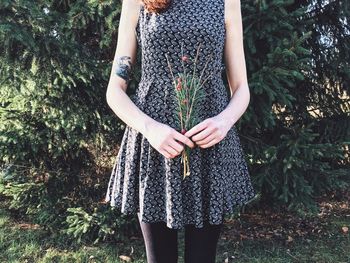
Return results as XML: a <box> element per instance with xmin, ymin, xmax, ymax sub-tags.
<box><xmin>105</xmin><ymin>0</ymin><xmax>256</xmax><ymax>229</ymax></box>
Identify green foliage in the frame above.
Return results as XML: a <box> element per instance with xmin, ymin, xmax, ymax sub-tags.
<box><xmin>254</xmin><ymin>123</ymin><xmax>348</xmax><ymax>212</ymax></box>
<box><xmin>0</xmin><ymin>0</ymin><xmax>122</xmax><ymax>167</ymax></box>
<box><xmin>233</xmin><ymin>0</ymin><xmax>350</xmax><ymax>211</ymax></box>
<box><xmin>0</xmin><ymin>0</ymin><xmax>131</xmax><ymax>242</ymax></box>
<box><xmin>241</xmin><ymin>0</ymin><xmax>312</xmax><ymax>130</ymax></box>
<box><xmin>63</xmin><ymin>206</ymin><xmax>139</xmax><ymax>244</ymax></box>
<box><xmin>0</xmin><ymin>164</ymin><xmax>70</xmax><ymax>232</ymax></box>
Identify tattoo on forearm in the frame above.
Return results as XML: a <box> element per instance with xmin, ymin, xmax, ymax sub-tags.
<box><xmin>115</xmin><ymin>55</ymin><xmax>133</xmax><ymax>84</ymax></box>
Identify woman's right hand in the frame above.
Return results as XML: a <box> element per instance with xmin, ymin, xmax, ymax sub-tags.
<box><xmin>144</xmin><ymin>120</ymin><xmax>195</xmax><ymax>159</ymax></box>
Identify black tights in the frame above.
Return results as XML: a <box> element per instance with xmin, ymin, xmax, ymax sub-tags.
<box><xmin>137</xmin><ymin>212</ymin><xmax>223</xmax><ymax>263</ymax></box>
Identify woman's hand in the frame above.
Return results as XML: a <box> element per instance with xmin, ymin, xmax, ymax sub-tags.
<box><xmin>144</xmin><ymin>120</ymin><xmax>195</xmax><ymax>159</ymax></box>
<box><xmin>183</xmin><ymin>115</ymin><xmax>232</xmax><ymax>148</ymax></box>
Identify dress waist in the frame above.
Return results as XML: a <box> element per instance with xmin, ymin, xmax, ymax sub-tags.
<box><xmin>139</xmin><ymin>70</ymin><xmax>223</xmax><ymax>85</ymax></box>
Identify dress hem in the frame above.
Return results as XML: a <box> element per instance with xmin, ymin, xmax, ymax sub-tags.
<box><xmin>105</xmin><ymin>191</ymin><xmax>256</xmax><ymax>230</ymax></box>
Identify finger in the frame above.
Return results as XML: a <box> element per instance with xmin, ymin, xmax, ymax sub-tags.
<box><xmin>196</xmin><ymin>133</ymin><xmax>217</xmax><ymax>145</ymax></box>
<box><xmin>160</xmin><ymin>148</ymin><xmax>171</xmax><ymax>159</ymax></box>
<box><xmin>184</xmin><ymin>120</ymin><xmax>209</xmax><ymax>138</ymax></box>
<box><xmin>162</xmin><ymin>147</ymin><xmax>178</xmax><ymax>158</ymax></box>
<box><xmin>164</xmin><ymin>144</ymin><xmax>179</xmax><ymax>157</ymax></box>
<box><xmin>200</xmin><ymin>137</ymin><xmax>218</xmax><ymax>148</ymax></box>
<box><xmin>174</xmin><ymin>132</ymin><xmax>195</xmax><ymax>148</ymax></box>
<box><xmin>191</xmin><ymin>127</ymin><xmax>214</xmax><ymax>142</ymax></box>
<box><xmin>169</xmin><ymin>139</ymin><xmax>184</xmax><ymax>153</ymax></box>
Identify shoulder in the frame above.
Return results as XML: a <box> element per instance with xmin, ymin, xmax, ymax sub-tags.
<box><xmin>224</xmin><ymin>0</ymin><xmax>240</xmax><ymax>9</ymax></box>
<box><xmin>121</xmin><ymin>0</ymin><xmax>143</xmax><ymax>10</ymax></box>
<box><xmin>224</xmin><ymin>0</ymin><xmax>241</xmax><ymax>25</ymax></box>
<box><xmin>120</xmin><ymin>0</ymin><xmax>143</xmax><ymax>23</ymax></box>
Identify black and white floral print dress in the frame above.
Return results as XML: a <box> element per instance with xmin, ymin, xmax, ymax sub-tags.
<box><xmin>105</xmin><ymin>0</ymin><xmax>256</xmax><ymax>229</ymax></box>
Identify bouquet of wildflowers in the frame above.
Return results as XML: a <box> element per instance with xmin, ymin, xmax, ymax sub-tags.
<box><xmin>165</xmin><ymin>42</ymin><xmax>213</xmax><ymax>179</ymax></box>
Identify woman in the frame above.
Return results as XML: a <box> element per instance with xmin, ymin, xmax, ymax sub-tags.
<box><xmin>105</xmin><ymin>0</ymin><xmax>256</xmax><ymax>262</ymax></box>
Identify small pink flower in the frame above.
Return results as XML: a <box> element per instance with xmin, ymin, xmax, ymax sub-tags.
<box><xmin>176</xmin><ymin>82</ymin><xmax>182</xmax><ymax>91</ymax></box>
<box><xmin>181</xmin><ymin>55</ymin><xmax>188</xmax><ymax>62</ymax></box>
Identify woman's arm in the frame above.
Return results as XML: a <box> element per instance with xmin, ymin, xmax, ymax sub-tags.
<box><xmin>219</xmin><ymin>0</ymin><xmax>250</xmax><ymax>128</ymax></box>
<box><xmin>183</xmin><ymin>0</ymin><xmax>250</xmax><ymax>148</ymax></box>
<box><xmin>105</xmin><ymin>0</ymin><xmax>194</xmax><ymax>158</ymax></box>
<box><xmin>105</xmin><ymin>0</ymin><xmax>153</xmax><ymax>136</ymax></box>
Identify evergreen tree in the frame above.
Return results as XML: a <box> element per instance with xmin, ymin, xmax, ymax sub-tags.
<box><xmin>238</xmin><ymin>0</ymin><xmax>349</xmax><ymax>210</ymax></box>
<box><xmin>0</xmin><ymin>0</ymin><xmax>136</xmax><ymax>238</ymax></box>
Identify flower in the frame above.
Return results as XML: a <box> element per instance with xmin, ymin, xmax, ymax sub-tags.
<box><xmin>176</xmin><ymin>83</ymin><xmax>182</xmax><ymax>91</ymax></box>
<box><xmin>176</xmin><ymin>77</ymin><xmax>182</xmax><ymax>91</ymax></box>
<box><xmin>165</xmin><ymin>42</ymin><xmax>212</xmax><ymax>179</ymax></box>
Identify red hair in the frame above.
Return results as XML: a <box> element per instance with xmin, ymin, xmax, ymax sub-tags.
<box><xmin>141</xmin><ymin>0</ymin><xmax>172</xmax><ymax>14</ymax></box>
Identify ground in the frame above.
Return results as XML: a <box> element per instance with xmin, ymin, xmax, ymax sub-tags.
<box><xmin>0</xmin><ymin>190</ymin><xmax>349</xmax><ymax>263</ymax></box>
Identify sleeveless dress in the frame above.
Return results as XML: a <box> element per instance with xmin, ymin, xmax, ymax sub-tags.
<box><xmin>104</xmin><ymin>0</ymin><xmax>256</xmax><ymax>229</ymax></box>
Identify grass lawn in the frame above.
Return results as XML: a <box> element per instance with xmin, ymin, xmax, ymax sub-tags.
<box><xmin>0</xmin><ymin>191</ymin><xmax>349</xmax><ymax>263</ymax></box>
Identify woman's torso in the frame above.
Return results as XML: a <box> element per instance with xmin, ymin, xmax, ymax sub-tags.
<box><xmin>134</xmin><ymin>0</ymin><xmax>228</xmax><ymax>128</ymax></box>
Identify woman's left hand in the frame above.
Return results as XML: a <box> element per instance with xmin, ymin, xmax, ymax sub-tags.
<box><xmin>183</xmin><ymin>115</ymin><xmax>232</xmax><ymax>148</ymax></box>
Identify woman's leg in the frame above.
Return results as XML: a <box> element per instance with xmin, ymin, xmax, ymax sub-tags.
<box><xmin>184</xmin><ymin>221</ymin><xmax>223</xmax><ymax>263</ymax></box>
<box><xmin>137</xmin><ymin>212</ymin><xmax>179</xmax><ymax>263</ymax></box>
